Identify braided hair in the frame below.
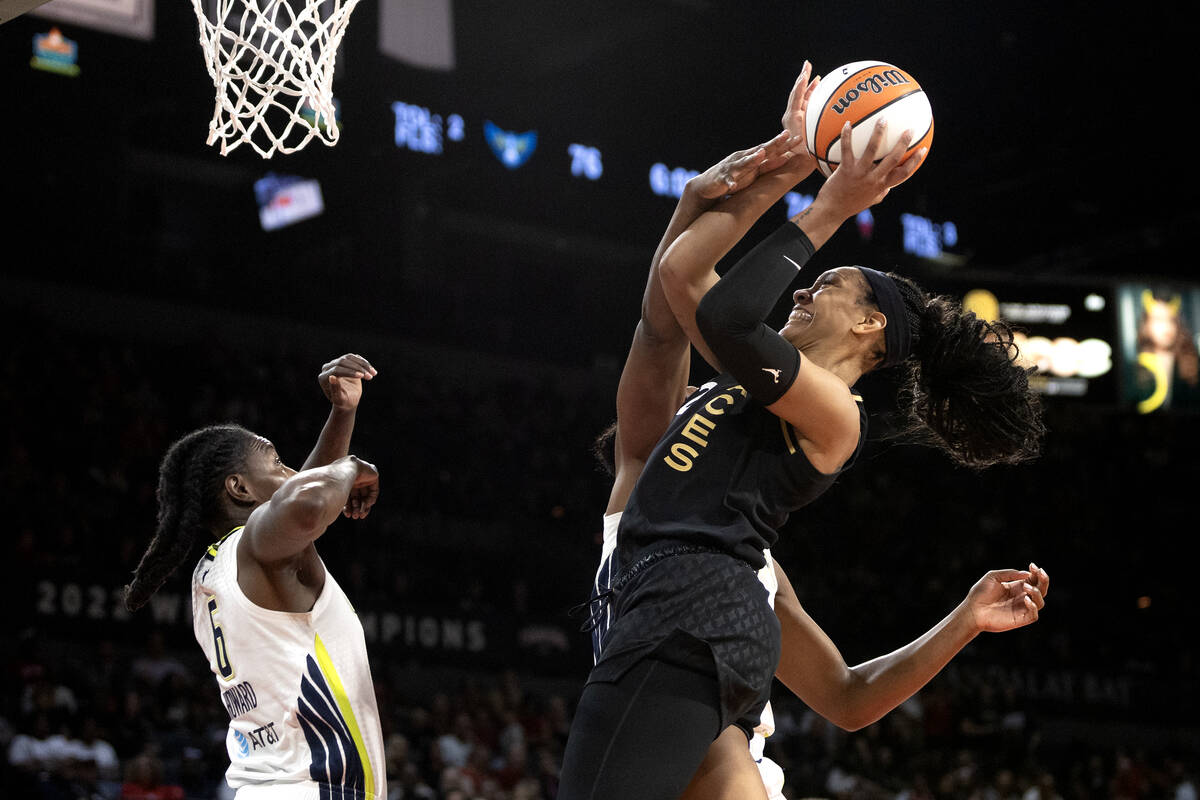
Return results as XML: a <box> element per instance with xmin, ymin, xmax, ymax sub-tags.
<box><xmin>882</xmin><ymin>273</ymin><xmax>1045</xmax><ymax>469</ymax></box>
<box><xmin>124</xmin><ymin>424</ymin><xmax>256</xmax><ymax>611</ymax></box>
<box><xmin>591</xmin><ymin>420</ymin><xmax>618</xmax><ymax>478</ymax></box>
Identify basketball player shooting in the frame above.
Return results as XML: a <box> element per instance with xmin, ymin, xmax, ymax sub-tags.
<box><xmin>567</xmin><ymin>62</ymin><xmax>1050</xmax><ymax>800</ymax></box>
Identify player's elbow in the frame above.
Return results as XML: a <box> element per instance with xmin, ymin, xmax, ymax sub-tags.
<box><xmin>833</xmin><ymin>709</ymin><xmax>877</xmax><ymax>733</ymax></box>
<box><xmin>634</xmin><ymin>316</ymin><xmax>683</xmax><ymax>350</ymax></box>
<box><xmin>695</xmin><ymin>280</ymin><xmax>758</xmax><ymax>351</ymax></box>
<box><xmin>785</xmin><ymin>675</ymin><xmax>878</xmax><ymax>732</ymax></box>
<box><xmin>809</xmin><ymin>699</ymin><xmax>875</xmax><ymax>732</ymax></box>
<box><xmin>657</xmin><ymin>246</ymin><xmax>686</xmax><ymax>298</ymax></box>
<box><xmin>276</xmin><ymin>481</ymin><xmax>336</xmax><ymax>534</ymax></box>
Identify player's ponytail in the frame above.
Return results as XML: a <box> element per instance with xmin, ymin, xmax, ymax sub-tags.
<box><xmin>124</xmin><ymin>424</ymin><xmax>255</xmax><ymax>611</ymax></box>
<box><xmin>888</xmin><ymin>273</ymin><xmax>1045</xmax><ymax>469</ymax></box>
<box><xmin>591</xmin><ymin>421</ymin><xmax>618</xmax><ymax>478</ymax></box>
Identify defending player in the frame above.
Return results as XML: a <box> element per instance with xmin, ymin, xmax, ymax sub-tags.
<box><xmin>584</xmin><ymin>125</ymin><xmax>801</xmax><ymax>797</ymax></box>
<box><xmin>124</xmin><ymin>353</ymin><xmax>386</xmax><ymax>800</ymax></box>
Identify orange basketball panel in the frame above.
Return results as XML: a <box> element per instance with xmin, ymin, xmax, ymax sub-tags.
<box><xmin>813</xmin><ymin>64</ymin><xmax>924</xmax><ymax>160</ymax></box>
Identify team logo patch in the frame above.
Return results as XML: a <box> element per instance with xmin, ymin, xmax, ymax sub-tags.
<box><xmin>484</xmin><ymin>121</ymin><xmax>537</xmax><ymax>169</ymax></box>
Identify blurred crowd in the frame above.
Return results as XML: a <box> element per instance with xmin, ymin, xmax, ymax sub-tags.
<box><xmin>5</xmin><ymin>629</ymin><xmax>1198</xmax><ymax>800</ymax></box>
<box><xmin>3</xmin><ymin>302</ymin><xmax>1198</xmax><ymax>799</ymax></box>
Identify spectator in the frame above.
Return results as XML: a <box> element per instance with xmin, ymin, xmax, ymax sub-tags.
<box><xmin>70</xmin><ymin>715</ymin><xmax>120</xmax><ymax>783</ymax></box>
<box><xmin>436</xmin><ymin>712</ymin><xmax>476</xmax><ymax>770</ymax></box>
<box><xmin>129</xmin><ymin>632</ymin><xmax>187</xmax><ymax>690</ymax></box>
<box><xmin>119</xmin><ymin>752</ymin><xmax>183</xmax><ymax>800</ymax></box>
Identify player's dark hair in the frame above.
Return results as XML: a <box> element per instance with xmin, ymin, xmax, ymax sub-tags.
<box><xmin>881</xmin><ymin>273</ymin><xmax>1045</xmax><ymax>469</ymax></box>
<box><xmin>591</xmin><ymin>420</ymin><xmax>618</xmax><ymax>478</ymax></box>
<box><xmin>124</xmin><ymin>424</ymin><xmax>256</xmax><ymax>611</ymax></box>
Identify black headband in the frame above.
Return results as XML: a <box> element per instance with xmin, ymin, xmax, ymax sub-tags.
<box><xmin>856</xmin><ymin>267</ymin><xmax>912</xmax><ymax>368</ymax></box>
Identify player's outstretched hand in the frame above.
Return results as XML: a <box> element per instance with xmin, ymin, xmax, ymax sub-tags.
<box><xmin>686</xmin><ymin>62</ymin><xmax>824</xmax><ymax>201</ymax></box>
<box><xmin>343</xmin><ymin>456</ymin><xmax>380</xmax><ymax>519</ymax></box>
<box><xmin>779</xmin><ymin>59</ymin><xmax>821</xmax><ymax>172</ymax></box>
<box><xmin>967</xmin><ymin>563</ymin><xmax>1050</xmax><ymax>633</ymax></box>
<box><xmin>319</xmin><ymin>354</ymin><xmax>377</xmax><ymax>411</ymax></box>
<box><xmin>687</xmin><ymin>132</ymin><xmax>790</xmax><ymax>200</ymax></box>
<box><xmin>816</xmin><ymin>119</ymin><xmax>927</xmax><ymax>217</ymax></box>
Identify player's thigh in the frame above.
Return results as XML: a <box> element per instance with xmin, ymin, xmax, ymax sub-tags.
<box><xmin>678</xmin><ymin>724</ymin><xmax>769</xmax><ymax>800</ymax></box>
<box><xmin>558</xmin><ymin>658</ymin><xmax>722</xmax><ymax>800</ymax></box>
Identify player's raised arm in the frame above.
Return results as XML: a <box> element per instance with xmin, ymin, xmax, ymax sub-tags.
<box><xmin>772</xmin><ymin>559</ymin><xmax>1048</xmax><ymax>731</ymax></box>
<box><xmin>658</xmin><ymin>63</ymin><xmax>820</xmax><ymax>371</ymax></box>
<box><xmin>242</xmin><ymin>455</ymin><xmax>380</xmax><ymax>565</ymax></box>
<box><xmin>670</xmin><ymin>120</ymin><xmax>924</xmax><ymax>472</ymax></box>
<box><xmin>608</xmin><ymin>125</ymin><xmax>805</xmax><ymax>513</ymax></box>
<box><xmin>301</xmin><ymin>353</ymin><xmax>377</xmax><ymax>470</ymax></box>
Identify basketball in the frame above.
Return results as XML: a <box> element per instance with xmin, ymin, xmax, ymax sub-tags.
<box><xmin>805</xmin><ymin>60</ymin><xmax>933</xmax><ymax>178</ymax></box>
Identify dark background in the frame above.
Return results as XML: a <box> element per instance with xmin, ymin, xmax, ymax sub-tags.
<box><xmin>3</xmin><ymin>1</ymin><xmax>1198</xmax><ymax>798</ymax></box>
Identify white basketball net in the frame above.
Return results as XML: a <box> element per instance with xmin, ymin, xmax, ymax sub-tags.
<box><xmin>191</xmin><ymin>0</ymin><xmax>360</xmax><ymax>158</ymax></box>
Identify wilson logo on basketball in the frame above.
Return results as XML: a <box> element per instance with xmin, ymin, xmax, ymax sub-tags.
<box><xmin>831</xmin><ymin>70</ymin><xmax>911</xmax><ymax>115</ymax></box>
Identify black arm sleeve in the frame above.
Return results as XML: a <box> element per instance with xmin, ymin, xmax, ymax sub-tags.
<box><xmin>694</xmin><ymin>222</ymin><xmax>815</xmax><ymax>404</ymax></box>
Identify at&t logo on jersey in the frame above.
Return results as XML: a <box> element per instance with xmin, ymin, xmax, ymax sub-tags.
<box><xmin>232</xmin><ymin>730</ymin><xmax>251</xmax><ymax>759</ymax></box>
<box><xmin>231</xmin><ymin>723</ymin><xmax>280</xmax><ymax>758</ymax></box>
<box><xmin>484</xmin><ymin>120</ymin><xmax>538</xmax><ymax>169</ymax></box>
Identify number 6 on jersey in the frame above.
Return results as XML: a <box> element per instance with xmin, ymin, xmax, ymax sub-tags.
<box><xmin>207</xmin><ymin>596</ymin><xmax>236</xmax><ymax>680</ymax></box>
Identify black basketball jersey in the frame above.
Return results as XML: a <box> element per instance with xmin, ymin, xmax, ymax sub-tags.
<box><xmin>618</xmin><ymin>374</ymin><xmax>868</xmax><ymax>569</ymax></box>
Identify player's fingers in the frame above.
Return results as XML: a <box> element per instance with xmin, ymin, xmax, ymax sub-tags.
<box><xmin>784</xmin><ymin>63</ymin><xmax>808</xmax><ymax>114</ymax></box>
<box><xmin>1022</xmin><ymin>594</ymin><xmax>1039</xmax><ymax>621</ymax></box>
<box><xmin>1030</xmin><ymin>562</ymin><xmax>1049</xmax><ymax>596</ymax></box>
<box><xmin>727</xmin><ymin>149</ymin><xmax>767</xmax><ymax>189</ymax></box>
<box><xmin>344</xmin><ymin>353</ymin><xmax>376</xmax><ymax>374</ymax></box>
<box><xmin>736</xmin><ymin>146</ymin><xmax>769</xmax><ymax>167</ymax></box>
<box><xmin>836</xmin><ymin>121</ymin><xmax>858</xmax><ymax>169</ymax></box>
<box><xmin>786</xmin><ymin>62</ymin><xmax>811</xmax><ymax>114</ymax></box>
<box><xmin>874</xmin><ymin>127</ymin><xmax>912</xmax><ymax>175</ymax></box>
<box><xmin>1024</xmin><ymin>582</ymin><xmax>1045</xmax><ymax>610</ymax></box>
<box><xmin>884</xmin><ymin>146</ymin><xmax>925</xmax><ymax>188</ymax></box>
<box><xmin>335</xmin><ymin>354</ymin><xmax>376</xmax><ymax>376</ymax></box>
<box><xmin>989</xmin><ymin>569</ymin><xmax>1032</xmax><ymax>584</ymax></box>
<box><xmin>327</xmin><ymin>366</ymin><xmax>368</xmax><ymax>380</ymax></box>
<box><xmin>780</xmin><ymin>131</ymin><xmax>806</xmax><ymax>156</ymax></box>
<box><xmin>802</xmin><ymin>75</ymin><xmax>821</xmax><ymax>107</ymax></box>
<box><xmin>762</xmin><ymin>129</ymin><xmax>792</xmax><ymax>151</ymax></box>
<box><xmin>855</xmin><ymin>118</ymin><xmax>890</xmax><ymax>171</ymax></box>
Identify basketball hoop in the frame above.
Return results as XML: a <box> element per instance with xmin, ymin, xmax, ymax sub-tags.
<box><xmin>191</xmin><ymin>0</ymin><xmax>361</xmax><ymax>158</ymax></box>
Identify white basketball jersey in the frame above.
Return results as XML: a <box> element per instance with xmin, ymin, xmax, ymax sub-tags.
<box><xmin>589</xmin><ymin>513</ymin><xmax>622</xmax><ymax>663</ymax></box>
<box><xmin>192</xmin><ymin>527</ymin><xmax>385</xmax><ymax>800</ymax></box>
<box><xmin>752</xmin><ymin>548</ymin><xmax>783</xmax><ymax>798</ymax></box>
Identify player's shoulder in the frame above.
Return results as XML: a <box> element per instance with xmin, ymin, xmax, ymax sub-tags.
<box><xmin>193</xmin><ymin>527</ymin><xmax>243</xmax><ymax>580</ymax></box>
